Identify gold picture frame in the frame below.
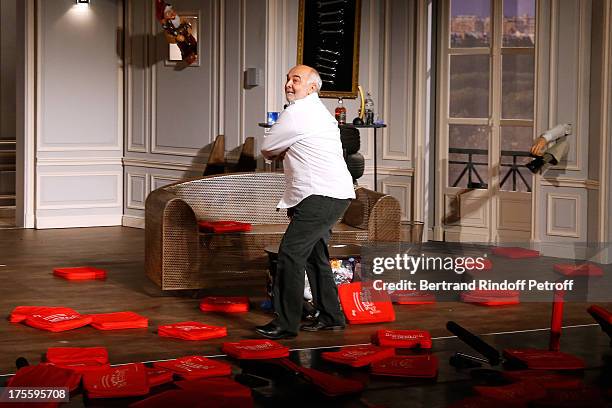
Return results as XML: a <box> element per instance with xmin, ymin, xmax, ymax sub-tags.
<box><xmin>297</xmin><ymin>0</ymin><xmax>361</xmax><ymax>98</ymax></box>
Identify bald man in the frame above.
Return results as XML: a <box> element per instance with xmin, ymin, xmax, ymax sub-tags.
<box><xmin>257</xmin><ymin>65</ymin><xmax>355</xmax><ymax>339</ymax></box>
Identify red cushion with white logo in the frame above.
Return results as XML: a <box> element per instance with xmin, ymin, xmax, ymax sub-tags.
<box><xmin>46</xmin><ymin>347</ymin><xmax>109</xmax><ymax>366</ymax></box>
<box><xmin>83</xmin><ymin>363</ymin><xmax>150</xmax><ymax>398</ymax></box>
<box><xmin>24</xmin><ymin>307</ymin><xmax>92</xmax><ymax>332</ymax></box>
<box><xmin>158</xmin><ymin>321</ymin><xmax>227</xmax><ymax>341</ymax></box>
<box><xmin>9</xmin><ymin>306</ymin><xmax>60</xmax><ymax>323</ymax></box>
<box><xmin>321</xmin><ymin>345</ymin><xmax>395</xmax><ymax>368</ymax></box>
<box><xmin>553</xmin><ymin>263</ymin><xmax>604</xmax><ymax>277</ymax></box>
<box><xmin>53</xmin><ymin>266</ymin><xmax>107</xmax><ymax>280</ymax></box>
<box><xmin>373</xmin><ymin>329</ymin><xmax>432</xmax><ymax>349</ymax></box>
<box><xmin>200</xmin><ymin>297</ymin><xmax>250</xmax><ymax>313</ymax></box>
<box><xmin>153</xmin><ymin>356</ymin><xmax>232</xmax><ymax>380</ymax></box>
<box><xmin>491</xmin><ymin>247</ymin><xmax>540</xmax><ymax>259</ymax></box>
<box><xmin>7</xmin><ymin>364</ymin><xmax>82</xmax><ymax>392</ymax></box>
<box><xmin>89</xmin><ymin>311</ymin><xmax>149</xmax><ymax>330</ymax></box>
<box><xmin>221</xmin><ymin>339</ymin><xmax>289</xmax><ymax>360</ymax></box>
<box><xmin>338</xmin><ymin>282</ymin><xmax>395</xmax><ymax>324</ymax></box>
<box><xmin>371</xmin><ymin>355</ymin><xmax>439</xmax><ymax>378</ymax></box>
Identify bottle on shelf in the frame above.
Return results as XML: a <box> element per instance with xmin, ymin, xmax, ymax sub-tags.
<box><xmin>364</xmin><ymin>93</ymin><xmax>374</xmax><ymax>125</ymax></box>
<box><xmin>335</xmin><ymin>98</ymin><xmax>347</xmax><ymax>125</ymax></box>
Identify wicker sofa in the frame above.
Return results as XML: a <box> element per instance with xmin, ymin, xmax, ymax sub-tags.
<box><xmin>145</xmin><ymin>172</ymin><xmax>401</xmax><ymax>290</ymax></box>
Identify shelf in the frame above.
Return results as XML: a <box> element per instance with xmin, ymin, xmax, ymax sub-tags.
<box><xmin>0</xmin><ymin>140</ymin><xmax>16</xmax><ymax>145</ymax></box>
<box><xmin>0</xmin><ymin>194</ymin><xmax>16</xmax><ymax>200</ymax></box>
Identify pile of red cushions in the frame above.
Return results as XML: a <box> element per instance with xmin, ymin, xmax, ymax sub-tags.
<box><xmin>20</xmin><ymin>306</ymin><xmax>92</xmax><ymax>332</ymax></box>
<box><xmin>9</xmin><ymin>306</ymin><xmax>150</xmax><ymax>332</ymax></box>
<box><xmin>145</xmin><ymin>367</ymin><xmax>174</xmax><ymax>387</ymax></box>
<box><xmin>158</xmin><ymin>321</ymin><xmax>227</xmax><ymax>341</ymax></box>
<box><xmin>460</xmin><ymin>290</ymin><xmax>520</xmax><ymax>306</ymax></box>
<box><xmin>53</xmin><ymin>266</ymin><xmax>107</xmax><ymax>281</ymax></box>
<box><xmin>200</xmin><ymin>297</ymin><xmax>250</xmax><ymax>313</ymax></box>
<box><xmin>197</xmin><ymin>220</ymin><xmax>252</xmax><ymax>233</ymax></box>
<box><xmin>89</xmin><ymin>311</ymin><xmax>149</xmax><ymax>330</ymax></box>
<box><xmin>554</xmin><ymin>263</ymin><xmax>604</xmax><ymax>276</ymax></box>
<box><xmin>491</xmin><ymin>247</ymin><xmax>540</xmax><ymax>259</ymax></box>
<box><xmin>46</xmin><ymin>347</ymin><xmax>110</xmax><ymax>373</ymax></box>
<box><xmin>153</xmin><ymin>356</ymin><xmax>232</xmax><ymax>380</ymax></box>
<box><xmin>222</xmin><ymin>339</ymin><xmax>289</xmax><ymax>359</ymax></box>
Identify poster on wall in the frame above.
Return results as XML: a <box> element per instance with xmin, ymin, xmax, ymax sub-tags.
<box><xmin>165</xmin><ymin>12</ymin><xmax>200</xmax><ymax>67</ymax></box>
<box><xmin>297</xmin><ymin>0</ymin><xmax>362</xmax><ymax>98</ymax></box>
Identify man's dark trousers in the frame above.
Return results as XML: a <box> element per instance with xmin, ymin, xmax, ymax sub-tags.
<box><xmin>273</xmin><ymin>195</ymin><xmax>350</xmax><ymax>333</ymax></box>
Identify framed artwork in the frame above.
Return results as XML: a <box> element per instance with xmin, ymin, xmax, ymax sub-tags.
<box><xmin>165</xmin><ymin>11</ymin><xmax>200</xmax><ymax>67</ymax></box>
<box><xmin>297</xmin><ymin>0</ymin><xmax>361</xmax><ymax>98</ymax></box>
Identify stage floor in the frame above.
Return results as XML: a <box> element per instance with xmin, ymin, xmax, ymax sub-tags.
<box><xmin>0</xmin><ymin>227</ymin><xmax>610</xmax><ymax>407</ymax></box>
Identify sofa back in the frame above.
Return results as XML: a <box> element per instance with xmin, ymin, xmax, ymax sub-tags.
<box><xmin>164</xmin><ymin>172</ymin><xmax>290</xmax><ymax>224</ymax></box>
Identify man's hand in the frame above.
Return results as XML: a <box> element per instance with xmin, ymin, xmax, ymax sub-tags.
<box><xmin>530</xmin><ymin>136</ymin><xmax>548</xmax><ymax>157</ymax></box>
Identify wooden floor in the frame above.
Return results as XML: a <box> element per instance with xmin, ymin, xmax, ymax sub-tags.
<box><xmin>0</xmin><ymin>227</ymin><xmax>611</xmax><ymax>407</ymax></box>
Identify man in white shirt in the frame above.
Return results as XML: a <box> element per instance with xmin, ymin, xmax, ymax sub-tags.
<box><xmin>256</xmin><ymin>65</ymin><xmax>355</xmax><ymax>339</ymax></box>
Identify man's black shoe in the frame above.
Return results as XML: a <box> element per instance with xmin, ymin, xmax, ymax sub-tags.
<box><xmin>254</xmin><ymin>322</ymin><xmax>297</xmax><ymax>340</ymax></box>
<box><xmin>300</xmin><ymin>321</ymin><xmax>345</xmax><ymax>332</ymax></box>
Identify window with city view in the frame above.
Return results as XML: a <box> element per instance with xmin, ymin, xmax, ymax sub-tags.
<box><xmin>447</xmin><ymin>0</ymin><xmax>535</xmax><ymax>193</ymax></box>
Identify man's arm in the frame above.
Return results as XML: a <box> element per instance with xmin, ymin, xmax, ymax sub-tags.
<box><xmin>261</xmin><ymin>109</ymin><xmax>305</xmax><ymax>160</ymax></box>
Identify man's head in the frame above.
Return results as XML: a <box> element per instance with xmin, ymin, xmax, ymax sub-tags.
<box><xmin>285</xmin><ymin>65</ymin><xmax>322</xmax><ymax>102</ymax></box>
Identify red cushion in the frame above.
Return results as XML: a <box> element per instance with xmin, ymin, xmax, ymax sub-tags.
<box><xmin>338</xmin><ymin>282</ymin><xmax>395</xmax><ymax>324</ymax></box>
<box><xmin>153</xmin><ymin>356</ymin><xmax>232</xmax><ymax>380</ymax></box>
<box><xmin>198</xmin><ymin>220</ymin><xmax>252</xmax><ymax>233</ymax></box>
<box><xmin>83</xmin><ymin>363</ymin><xmax>150</xmax><ymax>398</ymax></box>
<box><xmin>53</xmin><ymin>266</ymin><xmax>107</xmax><ymax>280</ymax></box>
<box><xmin>491</xmin><ymin>247</ymin><xmax>540</xmax><ymax>259</ymax></box>
<box><xmin>9</xmin><ymin>306</ymin><xmax>60</xmax><ymax>323</ymax></box>
<box><xmin>46</xmin><ymin>347</ymin><xmax>108</xmax><ymax>365</ymax></box>
<box><xmin>461</xmin><ymin>290</ymin><xmax>520</xmax><ymax>306</ymax></box>
<box><xmin>373</xmin><ymin>329</ymin><xmax>432</xmax><ymax>349</ymax></box>
<box><xmin>24</xmin><ymin>307</ymin><xmax>92</xmax><ymax>332</ymax></box>
<box><xmin>89</xmin><ymin>311</ymin><xmax>149</xmax><ymax>330</ymax></box>
<box><xmin>474</xmin><ymin>381</ymin><xmax>547</xmax><ymax>403</ymax></box>
<box><xmin>200</xmin><ymin>297</ymin><xmax>250</xmax><ymax>313</ymax></box>
<box><xmin>221</xmin><ymin>339</ymin><xmax>289</xmax><ymax>360</ymax></box>
<box><xmin>158</xmin><ymin>321</ymin><xmax>227</xmax><ymax>341</ymax></box>
<box><xmin>389</xmin><ymin>290</ymin><xmax>436</xmax><ymax>304</ymax></box>
<box><xmin>503</xmin><ymin>348</ymin><xmax>585</xmax><ymax>370</ymax></box>
<box><xmin>146</xmin><ymin>367</ymin><xmax>174</xmax><ymax>387</ymax></box>
<box><xmin>371</xmin><ymin>355</ymin><xmax>438</xmax><ymax>378</ymax></box>
<box><xmin>554</xmin><ymin>263</ymin><xmax>604</xmax><ymax>277</ymax></box>
<box><xmin>321</xmin><ymin>345</ymin><xmax>395</xmax><ymax>368</ymax></box>
<box><xmin>7</xmin><ymin>364</ymin><xmax>81</xmax><ymax>392</ymax></box>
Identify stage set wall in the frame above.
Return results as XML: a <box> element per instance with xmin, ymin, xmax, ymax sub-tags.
<box><xmin>122</xmin><ymin>0</ymin><xmax>419</xmax><ymax>229</ymax></box>
<box><xmin>529</xmin><ymin>0</ymin><xmax>612</xmax><ymax>261</ymax></box>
